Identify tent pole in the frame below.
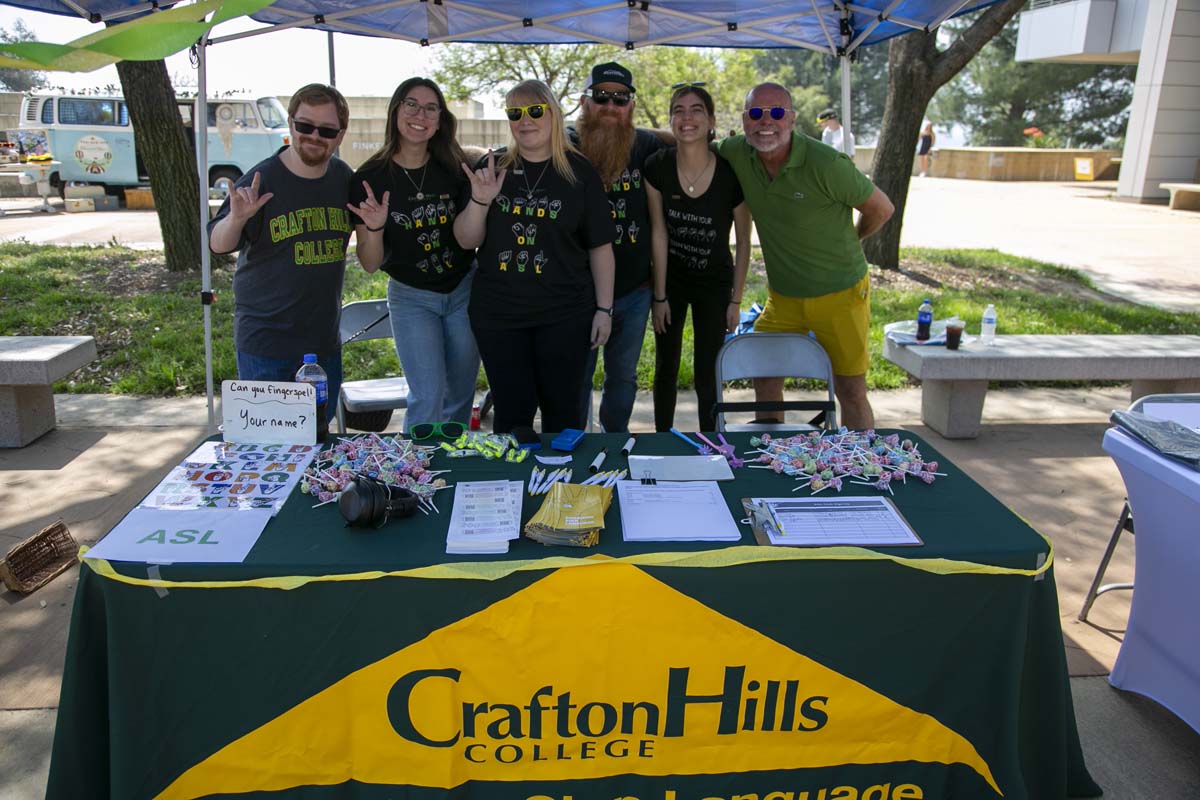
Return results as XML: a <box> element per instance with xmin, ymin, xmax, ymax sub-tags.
<box><xmin>327</xmin><ymin>32</ymin><xmax>337</xmax><ymax>86</ymax></box>
<box><xmin>839</xmin><ymin>54</ymin><xmax>852</xmax><ymax>156</ymax></box>
<box><xmin>196</xmin><ymin>33</ymin><xmax>216</xmax><ymax>431</ymax></box>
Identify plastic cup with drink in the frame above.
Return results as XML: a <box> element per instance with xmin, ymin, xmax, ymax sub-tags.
<box><xmin>944</xmin><ymin>318</ymin><xmax>965</xmax><ymax>351</ymax></box>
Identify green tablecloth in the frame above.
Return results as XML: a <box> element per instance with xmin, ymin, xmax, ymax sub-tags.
<box><xmin>47</xmin><ymin>430</ymin><xmax>1100</xmax><ymax>800</ymax></box>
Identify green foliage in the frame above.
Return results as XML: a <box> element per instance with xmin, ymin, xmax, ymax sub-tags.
<box><xmin>0</xmin><ymin>19</ymin><xmax>51</xmax><ymax>93</ymax></box>
<box><xmin>5</xmin><ymin>243</ymin><xmax>1197</xmax><ymax>397</ymax></box>
<box><xmin>752</xmin><ymin>47</ymin><xmax>890</xmax><ymax>137</ymax></box>
<box><xmin>620</xmin><ymin>48</ymin><xmax>758</xmax><ymax>135</ymax></box>
<box><xmin>929</xmin><ymin>18</ymin><xmax>1134</xmax><ymax>147</ymax></box>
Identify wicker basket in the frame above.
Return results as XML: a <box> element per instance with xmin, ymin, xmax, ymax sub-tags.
<box><xmin>0</xmin><ymin>520</ymin><xmax>78</xmax><ymax>593</ymax></box>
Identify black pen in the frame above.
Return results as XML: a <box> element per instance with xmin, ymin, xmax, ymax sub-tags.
<box><xmin>621</xmin><ymin>434</ymin><xmax>637</xmax><ymax>457</ymax></box>
<box><xmin>589</xmin><ymin>447</ymin><xmax>608</xmax><ymax>474</ymax></box>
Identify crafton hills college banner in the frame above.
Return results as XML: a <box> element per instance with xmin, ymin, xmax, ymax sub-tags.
<box><xmin>152</xmin><ymin>562</ymin><xmax>1001</xmax><ymax>800</ymax></box>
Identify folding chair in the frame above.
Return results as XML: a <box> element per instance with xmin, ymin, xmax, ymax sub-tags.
<box><xmin>1078</xmin><ymin>392</ymin><xmax>1200</xmax><ymax>622</ymax></box>
<box><xmin>336</xmin><ymin>300</ymin><xmax>409</xmax><ymax>433</ymax></box>
<box><xmin>712</xmin><ymin>333</ymin><xmax>837</xmax><ymax>433</ymax></box>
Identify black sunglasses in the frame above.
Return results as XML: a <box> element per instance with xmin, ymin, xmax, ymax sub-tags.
<box><xmin>746</xmin><ymin>106</ymin><xmax>789</xmax><ymax>121</ymax></box>
<box><xmin>506</xmin><ymin>104</ymin><xmax>548</xmax><ymax>121</ymax></box>
<box><xmin>671</xmin><ymin>81</ymin><xmax>707</xmax><ymax>89</ymax></box>
<box><xmin>586</xmin><ymin>89</ymin><xmax>631</xmax><ymax>107</ymax></box>
<box><xmin>409</xmin><ymin>421</ymin><xmax>467</xmax><ymax>440</ymax></box>
<box><xmin>292</xmin><ymin>119</ymin><xmax>342</xmax><ymax>139</ymax></box>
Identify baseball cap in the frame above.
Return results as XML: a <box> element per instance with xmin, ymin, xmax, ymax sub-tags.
<box><xmin>586</xmin><ymin>62</ymin><xmax>636</xmax><ymax>93</ymax></box>
<box><xmin>816</xmin><ymin>108</ymin><xmax>838</xmax><ymax>122</ymax></box>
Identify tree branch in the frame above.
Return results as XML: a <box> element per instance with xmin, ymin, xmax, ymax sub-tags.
<box><xmin>933</xmin><ymin>0</ymin><xmax>1026</xmax><ymax>87</ymax></box>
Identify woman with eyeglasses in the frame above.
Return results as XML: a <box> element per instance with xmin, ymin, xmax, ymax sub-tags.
<box><xmin>454</xmin><ymin>80</ymin><xmax>617</xmax><ymax>434</ymax></box>
<box><xmin>645</xmin><ymin>84</ymin><xmax>751</xmax><ymax>432</ymax></box>
<box><xmin>348</xmin><ymin>77</ymin><xmax>481</xmax><ymax>431</ymax></box>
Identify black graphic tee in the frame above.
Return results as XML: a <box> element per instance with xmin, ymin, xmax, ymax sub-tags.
<box><xmin>644</xmin><ymin>148</ymin><xmax>744</xmax><ymax>291</ymax></box>
<box><xmin>209</xmin><ymin>148</ymin><xmax>352</xmax><ymax>361</ymax></box>
<box><xmin>469</xmin><ymin>151</ymin><xmax>617</xmax><ymax>330</ymax></box>
<box><xmin>568</xmin><ymin>127</ymin><xmax>667</xmax><ymax>298</ymax></box>
<box><xmin>349</xmin><ymin>158</ymin><xmax>472</xmax><ymax>294</ymax></box>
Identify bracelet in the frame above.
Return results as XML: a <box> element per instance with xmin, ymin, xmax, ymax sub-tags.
<box><xmin>470</xmin><ymin>196</ymin><xmax>489</xmax><ymax>207</ymax></box>
<box><xmin>652</xmin><ymin>296</ymin><xmax>668</xmax><ymax>304</ymax></box>
<box><xmin>364</xmin><ymin>223</ymin><xmax>385</xmax><ymax>232</ymax></box>
<box><xmin>596</xmin><ymin>305</ymin><xmax>614</xmax><ymax>317</ymax></box>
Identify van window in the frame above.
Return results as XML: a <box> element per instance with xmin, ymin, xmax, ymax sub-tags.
<box><xmin>58</xmin><ymin>98</ymin><xmax>121</xmax><ymax>126</ymax></box>
<box><xmin>257</xmin><ymin>97</ymin><xmax>287</xmax><ymax>129</ymax></box>
<box><xmin>118</xmin><ymin>103</ymin><xmax>129</xmax><ymax>126</ymax></box>
<box><xmin>40</xmin><ymin>100</ymin><xmax>53</xmax><ymax>125</ymax></box>
<box><xmin>208</xmin><ymin>102</ymin><xmax>258</xmax><ymax>129</ymax></box>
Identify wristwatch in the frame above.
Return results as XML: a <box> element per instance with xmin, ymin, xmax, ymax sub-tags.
<box><xmin>596</xmin><ymin>305</ymin><xmax>614</xmax><ymax>316</ymax></box>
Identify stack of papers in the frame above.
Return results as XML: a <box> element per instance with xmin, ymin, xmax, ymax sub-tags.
<box><xmin>616</xmin><ymin>481</ymin><xmax>742</xmax><ymax>542</ymax></box>
<box><xmin>446</xmin><ymin>480</ymin><xmax>524</xmax><ymax>554</ymax></box>
<box><xmin>748</xmin><ymin>496</ymin><xmax>922</xmax><ymax>547</ymax></box>
<box><xmin>524</xmin><ymin>482</ymin><xmax>613</xmax><ymax>547</ymax></box>
<box><xmin>627</xmin><ymin>455</ymin><xmax>734</xmax><ymax>482</ymax></box>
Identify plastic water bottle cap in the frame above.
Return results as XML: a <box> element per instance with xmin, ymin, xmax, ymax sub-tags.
<box><xmin>303</xmin><ymin>353</ymin><xmax>317</xmax><ymax>363</ymax></box>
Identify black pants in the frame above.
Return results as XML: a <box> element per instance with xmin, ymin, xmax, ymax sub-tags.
<box><xmin>653</xmin><ymin>281</ymin><xmax>729</xmax><ymax>432</ymax></box>
<box><xmin>473</xmin><ymin>314</ymin><xmax>592</xmax><ymax>434</ymax></box>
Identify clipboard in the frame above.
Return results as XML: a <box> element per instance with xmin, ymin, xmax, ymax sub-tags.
<box><xmin>741</xmin><ymin>497</ymin><xmax>925</xmax><ymax>547</ymax></box>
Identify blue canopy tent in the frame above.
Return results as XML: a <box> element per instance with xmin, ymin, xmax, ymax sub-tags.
<box><xmin>0</xmin><ymin>0</ymin><xmax>995</xmax><ymax>426</ymax></box>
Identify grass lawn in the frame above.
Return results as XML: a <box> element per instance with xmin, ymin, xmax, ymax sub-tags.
<box><xmin>2</xmin><ymin>241</ymin><xmax>1196</xmax><ymax>396</ymax></box>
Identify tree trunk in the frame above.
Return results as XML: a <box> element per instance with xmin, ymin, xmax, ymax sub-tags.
<box><xmin>863</xmin><ymin>34</ymin><xmax>938</xmax><ymax>270</ymax></box>
<box><xmin>115</xmin><ymin>59</ymin><xmax>201</xmax><ymax>273</ymax></box>
<box><xmin>863</xmin><ymin>0</ymin><xmax>1028</xmax><ymax>270</ymax></box>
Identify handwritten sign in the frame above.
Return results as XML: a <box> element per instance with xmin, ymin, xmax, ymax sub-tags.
<box><xmin>84</xmin><ymin>508</ymin><xmax>273</xmax><ymax>564</ymax></box>
<box><xmin>222</xmin><ymin>380</ymin><xmax>316</xmax><ymax>444</ymax></box>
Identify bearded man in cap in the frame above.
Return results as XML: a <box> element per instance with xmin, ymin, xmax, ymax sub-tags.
<box><xmin>570</xmin><ymin>61</ymin><xmax>669</xmax><ymax>433</ymax></box>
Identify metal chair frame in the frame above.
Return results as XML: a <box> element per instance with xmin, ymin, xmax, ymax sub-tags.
<box><xmin>335</xmin><ymin>300</ymin><xmax>409</xmax><ymax>434</ymax></box>
<box><xmin>713</xmin><ymin>333</ymin><xmax>837</xmax><ymax>433</ymax></box>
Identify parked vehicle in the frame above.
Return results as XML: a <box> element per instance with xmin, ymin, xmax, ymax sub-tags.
<box><xmin>17</xmin><ymin>94</ymin><xmax>290</xmax><ymax>195</ymax></box>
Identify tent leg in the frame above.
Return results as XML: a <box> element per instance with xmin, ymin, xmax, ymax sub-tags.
<box><xmin>839</xmin><ymin>54</ymin><xmax>853</xmax><ymax>156</ymax></box>
<box><xmin>197</xmin><ymin>35</ymin><xmax>216</xmax><ymax>432</ymax></box>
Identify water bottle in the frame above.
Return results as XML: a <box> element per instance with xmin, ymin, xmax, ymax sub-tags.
<box><xmin>295</xmin><ymin>353</ymin><xmax>329</xmax><ymax>443</ymax></box>
<box><xmin>980</xmin><ymin>304</ymin><xmax>997</xmax><ymax>346</ymax></box>
<box><xmin>916</xmin><ymin>298</ymin><xmax>934</xmax><ymax>341</ymax></box>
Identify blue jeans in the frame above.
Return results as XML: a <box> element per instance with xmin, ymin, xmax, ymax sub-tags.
<box><xmin>580</xmin><ymin>286</ymin><xmax>651</xmax><ymax>433</ymax></box>
<box><xmin>387</xmin><ymin>272</ymin><xmax>480</xmax><ymax>429</ymax></box>
<box><xmin>236</xmin><ymin>350</ymin><xmax>342</xmax><ymax>423</ymax></box>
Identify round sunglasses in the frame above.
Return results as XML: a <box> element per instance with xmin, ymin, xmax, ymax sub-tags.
<box><xmin>746</xmin><ymin>106</ymin><xmax>790</xmax><ymax>122</ymax></box>
<box><xmin>506</xmin><ymin>104</ymin><xmax>548</xmax><ymax>121</ymax></box>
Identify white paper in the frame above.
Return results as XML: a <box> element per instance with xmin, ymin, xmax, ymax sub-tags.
<box><xmin>84</xmin><ymin>507</ymin><xmax>273</xmax><ymax>564</ymax></box>
<box><xmin>751</xmin><ymin>496</ymin><xmax>921</xmax><ymax>547</ymax></box>
<box><xmin>221</xmin><ymin>380</ymin><xmax>318</xmax><ymax>444</ymax></box>
<box><xmin>616</xmin><ymin>481</ymin><xmax>742</xmax><ymax>542</ymax></box>
<box><xmin>138</xmin><ymin>441</ymin><xmax>317</xmax><ymax>515</ymax></box>
<box><xmin>446</xmin><ymin>480</ymin><xmax>524</xmax><ymax>554</ymax></box>
<box><xmin>627</xmin><ymin>455</ymin><xmax>735</xmax><ymax>482</ymax></box>
<box><xmin>1141</xmin><ymin>402</ymin><xmax>1200</xmax><ymax>431</ymax></box>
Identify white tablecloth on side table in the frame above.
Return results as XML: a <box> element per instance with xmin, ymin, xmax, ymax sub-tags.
<box><xmin>1103</xmin><ymin>426</ymin><xmax>1200</xmax><ymax>732</ymax></box>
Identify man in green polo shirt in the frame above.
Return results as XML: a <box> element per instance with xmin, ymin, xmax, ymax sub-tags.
<box><xmin>716</xmin><ymin>82</ymin><xmax>893</xmax><ymax>430</ymax></box>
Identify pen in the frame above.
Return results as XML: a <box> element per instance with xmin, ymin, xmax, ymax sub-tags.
<box><xmin>589</xmin><ymin>447</ymin><xmax>608</xmax><ymax>474</ymax></box>
<box><xmin>621</xmin><ymin>434</ymin><xmax>637</xmax><ymax>457</ymax></box>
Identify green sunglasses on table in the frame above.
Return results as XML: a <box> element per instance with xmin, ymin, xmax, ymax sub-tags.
<box><xmin>409</xmin><ymin>421</ymin><xmax>467</xmax><ymax>440</ymax></box>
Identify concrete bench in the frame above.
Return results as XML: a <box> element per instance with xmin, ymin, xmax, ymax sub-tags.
<box><xmin>1161</xmin><ymin>183</ymin><xmax>1200</xmax><ymax>211</ymax></box>
<box><xmin>882</xmin><ymin>334</ymin><xmax>1200</xmax><ymax>438</ymax></box>
<box><xmin>0</xmin><ymin>336</ymin><xmax>98</xmax><ymax>447</ymax></box>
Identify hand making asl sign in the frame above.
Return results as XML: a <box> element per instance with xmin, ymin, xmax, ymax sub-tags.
<box><xmin>461</xmin><ymin>150</ymin><xmax>507</xmax><ymax>206</ymax></box>
<box><xmin>346</xmin><ymin>180</ymin><xmax>390</xmax><ymax>232</ymax></box>
<box><xmin>229</xmin><ymin>171</ymin><xmax>274</xmax><ymax>223</ymax></box>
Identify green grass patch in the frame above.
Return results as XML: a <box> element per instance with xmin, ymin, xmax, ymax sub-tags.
<box><xmin>2</xmin><ymin>242</ymin><xmax>1196</xmax><ymax>396</ymax></box>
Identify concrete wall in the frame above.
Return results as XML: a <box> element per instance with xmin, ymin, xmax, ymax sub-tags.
<box><xmin>1117</xmin><ymin>0</ymin><xmax>1200</xmax><ymax>201</ymax></box>
<box><xmin>853</xmin><ymin>146</ymin><xmax>1122</xmax><ymax>181</ymax></box>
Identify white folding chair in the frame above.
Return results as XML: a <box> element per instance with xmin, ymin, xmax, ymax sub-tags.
<box><xmin>713</xmin><ymin>333</ymin><xmax>837</xmax><ymax>433</ymax></box>
<box><xmin>336</xmin><ymin>300</ymin><xmax>409</xmax><ymax>433</ymax></box>
<box><xmin>1078</xmin><ymin>392</ymin><xmax>1200</xmax><ymax>621</ymax></box>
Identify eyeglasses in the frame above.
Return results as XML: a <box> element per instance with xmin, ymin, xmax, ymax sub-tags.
<box><xmin>585</xmin><ymin>89</ymin><xmax>631</xmax><ymax>107</ymax></box>
<box><xmin>409</xmin><ymin>421</ymin><xmax>467</xmax><ymax>440</ymax></box>
<box><xmin>746</xmin><ymin>106</ymin><xmax>790</xmax><ymax>121</ymax></box>
<box><xmin>291</xmin><ymin>119</ymin><xmax>342</xmax><ymax>139</ymax></box>
<box><xmin>670</xmin><ymin>81</ymin><xmax>707</xmax><ymax>89</ymax></box>
<box><xmin>401</xmin><ymin>97</ymin><xmax>442</xmax><ymax>119</ymax></box>
<box><xmin>506</xmin><ymin>104</ymin><xmax>548</xmax><ymax>121</ymax></box>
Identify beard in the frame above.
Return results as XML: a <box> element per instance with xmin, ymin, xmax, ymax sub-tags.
<box><xmin>295</xmin><ymin>138</ymin><xmax>331</xmax><ymax>167</ymax></box>
<box><xmin>577</xmin><ymin>108</ymin><xmax>635</xmax><ymax>186</ymax></box>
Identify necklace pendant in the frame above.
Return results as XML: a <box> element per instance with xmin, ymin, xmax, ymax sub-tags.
<box><xmin>415</xmin><ymin>192</ymin><xmax>425</xmax><ymax>201</ymax></box>
<box><xmin>688</xmin><ymin>185</ymin><xmax>695</xmax><ymax>193</ymax></box>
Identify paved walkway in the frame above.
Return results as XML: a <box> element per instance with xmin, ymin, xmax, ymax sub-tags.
<box><xmin>2</xmin><ymin>178</ymin><xmax>1199</xmax><ymax>311</ymax></box>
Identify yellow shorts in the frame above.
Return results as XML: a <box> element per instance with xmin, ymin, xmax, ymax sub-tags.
<box><xmin>754</xmin><ymin>275</ymin><xmax>871</xmax><ymax>376</ymax></box>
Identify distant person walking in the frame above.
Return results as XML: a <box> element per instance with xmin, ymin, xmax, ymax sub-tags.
<box><xmin>817</xmin><ymin>108</ymin><xmax>855</xmax><ymax>157</ymax></box>
<box><xmin>918</xmin><ymin>121</ymin><xmax>936</xmax><ymax>177</ymax></box>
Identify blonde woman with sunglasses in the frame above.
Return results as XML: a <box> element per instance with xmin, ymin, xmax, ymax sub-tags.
<box><xmin>347</xmin><ymin>77</ymin><xmax>480</xmax><ymax>430</ymax></box>
<box><xmin>454</xmin><ymin>80</ymin><xmax>617</xmax><ymax>434</ymax></box>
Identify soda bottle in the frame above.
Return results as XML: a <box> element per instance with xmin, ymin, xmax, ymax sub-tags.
<box><xmin>470</xmin><ymin>404</ymin><xmax>482</xmax><ymax>431</ymax></box>
<box><xmin>916</xmin><ymin>298</ymin><xmax>933</xmax><ymax>341</ymax></box>
<box><xmin>295</xmin><ymin>353</ymin><xmax>329</xmax><ymax>443</ymax></box>
<box><xmin>980</xmin><ymin>304</ymin><xmax>997</xmax><ymax>346</ymax></box>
